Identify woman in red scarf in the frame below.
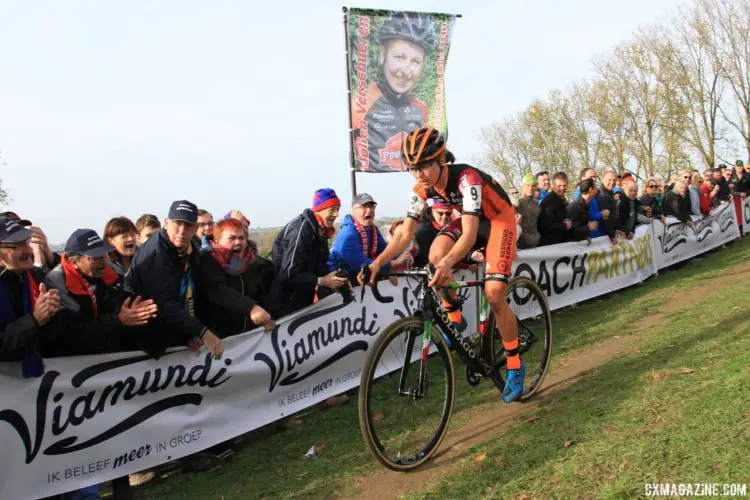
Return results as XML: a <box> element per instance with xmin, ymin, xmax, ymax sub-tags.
<box><xmin>199</xmin><ymin>219</ymin><xmax>275</xmax><ymax>337</ymax></box>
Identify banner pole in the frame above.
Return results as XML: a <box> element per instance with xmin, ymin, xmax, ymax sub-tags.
<box><xmin>342</xmin><ymin>6</ymin><xmax>358</xmax><ymax>198</ymax></box>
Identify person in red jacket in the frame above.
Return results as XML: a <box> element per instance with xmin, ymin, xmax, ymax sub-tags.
<box><xmin>700</xmin><ymin>177</ymin><xmax>718</xmax><ymax>215</ymax></box>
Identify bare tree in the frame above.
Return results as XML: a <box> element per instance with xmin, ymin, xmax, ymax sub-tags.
<box><xmin>555</xmin><ymin>83</ymin><xmax>602</xmax><ymax>172</ymax></box>
<box><xmin>709</xmin><ymin>0</ymin><xmax>750</xmax><ymax>160</ymax></box>
<box><xmin>654</xmin><ymin>5</ymin><xmax>727</xmax><ymax>169</ymax></box>
<box><xmin>0</xmin><ymin>149</ymin><xmax>9</xmax><ymax>206</ymax></box>
<box><xmin>587</xmin><ymin>80</ymin><xmax>631</xmax><ymax>175</ymax></box>
<box><xmin>595</xmin><ymin>37</ymin><xmax>668</xmax><ymax>177</ymax></box>
<box><xmin>479</xmin><ymin>114</ymin><xmax>535</xmax><ymax>188</ymax></box>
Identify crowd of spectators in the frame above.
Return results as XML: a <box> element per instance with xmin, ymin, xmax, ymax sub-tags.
<box><xmin>499</xmin><ymin>159</ymin><xmax>749</xmax><ymax>250</ymax></box>
<box><xmin>0</xmin><ymin>159</ymin><xmax>747</xmax><ymax>499</ymax></box>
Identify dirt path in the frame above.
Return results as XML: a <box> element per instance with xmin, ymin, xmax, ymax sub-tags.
<box><xmin>348</xmin><ymin>258</ymin><xmax>750</xmax><ymax>500</ymax></box>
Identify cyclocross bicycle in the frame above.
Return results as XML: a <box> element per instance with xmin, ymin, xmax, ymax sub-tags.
<box><xmin>357</xmin><ymin>266</ymin><xmax>552</xmax><ymax>471</ymax></box>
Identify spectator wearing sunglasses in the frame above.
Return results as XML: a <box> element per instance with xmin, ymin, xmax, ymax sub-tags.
<box><xmin>713</xmin><ymin>166</ymin><xmax>731</xmax><ymax>202</ymax></box>
<box><xmin>414</xmin><ymin>199</ymin><xmax>454</xmax><ymax>267</ymax></box>
<box><xmin>639</xmin><ymin>178</ymin><xmax>664</xmax><ymax>219</ymax></box>
<box><xmin>688</xmin><ymin>173</ymin><xmax>704</xmax><ymax>217</ymax></box>
<box><xmin>507</xmin><ymin>186</ymin><xmax>521</xmax><ymax>206</ymax></box>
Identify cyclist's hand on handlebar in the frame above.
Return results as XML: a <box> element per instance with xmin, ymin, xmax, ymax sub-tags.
<box><xmin>358</xmin><ymin>261</ymin><xmax>381</xmax><ymax>286</ymax></box>
<box><xmin>428</xmin><ymin>260</ymin><xmax>453</xmax><ymax>288</ymax></box>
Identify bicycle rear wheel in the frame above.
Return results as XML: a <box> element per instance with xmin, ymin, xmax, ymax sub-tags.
<box><xmin>358</xmin><ymin>316</ymin><xmax>455</xmax><ymax>471</ymax></box>
<box><xmin>484</xmin><ymin>276</ymin><xmax>552</xmax><ymax>400</ymax></box>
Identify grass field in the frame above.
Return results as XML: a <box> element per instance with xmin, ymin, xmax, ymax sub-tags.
<box><xmin>137</xmin><ymin>238</ymin><xmax>750</xmax><ymax>499</ymax></box>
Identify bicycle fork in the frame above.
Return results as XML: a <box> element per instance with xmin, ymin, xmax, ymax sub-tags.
<box><xmin>396</xmin><ymin>313</ymin><xmax>434</xmax><ymax>400</ymax></box>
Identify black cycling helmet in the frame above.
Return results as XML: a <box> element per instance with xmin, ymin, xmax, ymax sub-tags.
<box><xmin>402</xmin><ymin>127</ymin><xmax>446</xmax><ymax>165</ymax></box>
<box><xmin>379</xmin><ymin>12</ymin><xmax>436</xmax><ymax>53</ymax></box>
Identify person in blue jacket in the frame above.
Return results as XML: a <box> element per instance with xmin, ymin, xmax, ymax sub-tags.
<box><xmin>573</xmin><ymin>167</ymin><xmax>605</xmax><ymax>239</ymax></box>
<box><xmin>329</xmin><ymin>193</ymin><xmax>410</xmax><ymax>283</ymax></box>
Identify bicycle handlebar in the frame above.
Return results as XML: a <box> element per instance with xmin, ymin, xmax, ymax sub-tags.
<box><xmin>358</xmin><ymin>264</ymin><xmax>465</xmax><ymax>309</ymax></box>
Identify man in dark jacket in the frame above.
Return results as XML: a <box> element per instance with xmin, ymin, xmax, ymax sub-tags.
<box><xmin>538</xmin><ymin>172</ymin><xmax>572</xmax><ymax>246</ymax></box>
<box><xmin>0</xmin><ymin>217</ymin><xmax>58</xmax><ymax>375</ymax></box>
<box><xmin>44</xmin><ymin>229</ymin><xmax>158</xmax><ymax>500</ymax></box>
<box><xmin>729</xmin><ymin>160</ymin><xmax>750</xmax><ymax>195</ymax></box>
<box><xmin>663</xmin><ymin>180</ymin><xmax>692</xmax><ymax>223</ymax></box>
<box><xmin>615</xmin><ymin>181</ymin><xmax>651</xmax><ymax>238</ymax></box>
<box><xmin>597</xmin><ymin>170</ymin><xmax>618</xmax><ymax>240</ymax></box>
<box><xmin>713</xmin><ymin>166</ymin><xmax>731</xmax><ymax>202</ymax></box>
<box><xmin>199</xmin><ymin>218</ymin><xmax>275</xmax><ymax>337</ymax></box>
<box><xmin>127</xmin><ymin>200</ymin><xmax>224</xmax><ymax>360</ymax></box>
<box><xmin>269</xmin><ymin>189</ymin><xmax>348</xmax><ymax>318</ymax></box>
<box><xmin>44</xmin><ymin>229</ymin><xmax>158</xmax><ymax>357</ymax></box>
<box><xmin>566</xmin><ymin>178</ymin><xmax>598</xmax><ymax>242</ymax></box>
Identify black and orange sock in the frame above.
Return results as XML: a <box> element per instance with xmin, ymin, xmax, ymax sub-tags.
<box><xmin>503</xmin><ymin>338</ymin><xmax>521</xmax><ymax>370</ymax></box>
<box><xmin>441</xmin><ymin>290</ymin><xmax>463</xmax><ymax>325</ymax></box>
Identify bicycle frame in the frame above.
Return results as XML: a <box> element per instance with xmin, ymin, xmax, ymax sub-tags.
<box><xmin>385</xmin><ymin>271</ymin><xmax>490</xmax><ymax>398</ymax></box>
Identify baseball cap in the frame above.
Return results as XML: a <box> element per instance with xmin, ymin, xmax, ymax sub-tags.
<box><xmin>0</xmin><ymin>211</ymin><xmax>31</xmax><ymax>226</ymax></box>
<box><xmin>352</xmin><ymin>193</ymin><xmax>377</xmax><ymax>207</ymax></box>
<box><xmin>168</xmin><ymin>200</ymin><xmax>198</xmax><ymax>224</ymax></box>
<box><xmin>737</xmin><ymin>160</ymin><xmax>744</xmax><ymax>167</ymax></box>
<box><xmin>65</xmin><ymin>229</ymin><xmax>114</xmax><ymax>258</ymax></box>
<box><xmin>0</xmin><ymin>219</ymin><xmax>34</xmax><ymax>244</ymax></box>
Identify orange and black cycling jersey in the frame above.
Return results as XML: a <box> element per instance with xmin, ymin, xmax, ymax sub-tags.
<box><xmin>406</xmin><ymin>164</ymin><xmax>514</xmax><ymax>221</ymax></box>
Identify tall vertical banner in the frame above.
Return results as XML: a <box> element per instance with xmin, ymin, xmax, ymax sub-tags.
<box><xmin>345</xmin><ymin>8</ymin><xmax>458</xmax><ymax>173</ymax></box>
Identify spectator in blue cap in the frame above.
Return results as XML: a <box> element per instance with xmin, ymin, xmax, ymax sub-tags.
<box><xmin>0</xmin><ymin>216</ymin><xmax>59</xmax><ymax>374</ymax></box>
<box><xmin>44</xmin><ymin>228</ymin><xmax>159</xmax><ymax>500</ymax></box>
<box><xmin>127</xmin><ymin>200</ymin><xmax>224</xmax><ymax>361</ymax></box>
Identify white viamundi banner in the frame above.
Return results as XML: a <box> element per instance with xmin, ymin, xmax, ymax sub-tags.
<box><xmin>511</xmin><ymin>223</ymin><xmax>657</xmax><ymax>311</ymax></box>
<box><xmin>652</xmin><ymin>202</ymin><xmax>740</xmax><ymax>270</ymax></box>
<box><xmin>0</xmin><ymin>272</ymin><xmax>478</xmax><ymax>500</ymax></box>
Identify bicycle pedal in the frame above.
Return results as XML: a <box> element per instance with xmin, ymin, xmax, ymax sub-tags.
<box><xmin>465</xmin><ymin>366</ymin><xmax>482</xmax><ymax>386</ymax></box>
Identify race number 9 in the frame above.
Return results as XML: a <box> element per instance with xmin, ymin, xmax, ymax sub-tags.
<box><xmin>463</xmin><ymin>185</ymin><xmax>482</xmax><ymax>212</ymax></box>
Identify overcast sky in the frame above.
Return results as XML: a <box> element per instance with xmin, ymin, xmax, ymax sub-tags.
<box><xmin>0</xmin><ymin>0</ymin><xmax>681</xmax><ymax>242</ymax></box>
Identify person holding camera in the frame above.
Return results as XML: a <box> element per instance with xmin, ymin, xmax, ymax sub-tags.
<box><xmin>329</xmin><ymin>193</ymin><xmax>411</xmax><ymax>284</ymax></box>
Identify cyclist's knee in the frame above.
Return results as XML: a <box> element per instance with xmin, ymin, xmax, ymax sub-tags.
<box><xmin>485</xmin><ymin>281</ymin><xmax>508</xmax><ymax>308</ymax></box>
<box><xmin>429</xmin><ymin>236</ymin><xmax>454</xmax><ymax>265</ymax></box>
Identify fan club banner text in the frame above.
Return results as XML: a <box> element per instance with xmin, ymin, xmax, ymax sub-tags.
<box><xmin>346</xmin><ymin>8</ymin><xmax>458</xmax><ymax>173</ymax></box>
<box><xmin>0</xmin><ymin>203</ymin><xmax>743</xmax><ymax>498</ymax></box>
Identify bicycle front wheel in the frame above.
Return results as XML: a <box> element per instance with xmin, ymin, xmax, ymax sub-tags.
<box><xmin>358</xmin><ymin>316</ymin><xmax>455</xmax><ymax>471</ymax></box>
<box><xmin>484</xmin><ymin>276</ymin><xmax>553</xmax><ymax>400</ymax></box>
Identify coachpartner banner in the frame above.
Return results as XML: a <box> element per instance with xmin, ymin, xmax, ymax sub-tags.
<box><xmin>346</xmin><ymin>8</ymin><xmax>458</xmax><ymax>172</ymax></box>
<box><xmin>509</xmin><ymin>224</ymin><xmax>657</xmax><ymax>312</ymax></box>
<box><xmin>652</xmin><ymin>202</ymin><xmax>740</xmax><ymax>270</ymax></box>
<box><xmin>0</xmin><ymin>272</ymin><xmax>477</xmax><ymax>499</ymax></box>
